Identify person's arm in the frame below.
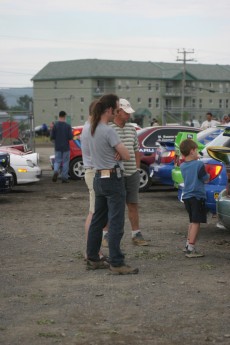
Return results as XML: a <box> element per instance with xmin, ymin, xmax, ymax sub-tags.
<box><xmin>115</xmin><ymin>142</ymin><xmax>130</xmax><ymax>161</ymax></box>
<box><xmin>198</xmin><ymin>164</ymin><xmax>209</xmax><ymax>183</ymax></box>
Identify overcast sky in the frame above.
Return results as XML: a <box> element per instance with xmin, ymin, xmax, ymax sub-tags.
<box><xmin>1</xmin><ymin>0</ymin><xmax>230</xmax><ymax>88</ymax></box>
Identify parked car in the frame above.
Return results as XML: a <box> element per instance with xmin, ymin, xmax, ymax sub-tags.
<box><xmin>217</xmin><ymin>188</ymin><xmax>230</xmax><ymax>230</ymax></box>
<box><xmin>137</xmin><ymin>125</ymin><xmax>203</xmax><ymax>192</ymax></box>
<box><xmin>150</xmin><ymin>127</ymin><xmax>223</xmax><ymax>186</ymax></box>
<box><xmin>0</xmin><ymin>147</ymin><xmax>41</xmax><ymax>185</ymax></box>
<box><xmin>0</xmin><ymin>152</ymin><xmax>13</xmax><ymax>193</ymax></box>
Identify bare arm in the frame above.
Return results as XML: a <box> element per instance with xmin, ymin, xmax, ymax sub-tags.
<box><xmin>115</xmin><ymin>142</ymin><xmax>130</xmax><ymax>161</ymax></box>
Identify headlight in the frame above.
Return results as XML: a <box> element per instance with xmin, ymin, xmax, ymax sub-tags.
<box><xmin>26</xmin><ymin>160</ymin><xmax>35</xmax><ymax>168</ymax></box>
<box><xmin>0</xmin><ymin>166</ymin><xmax>6</xmax><ymax>173</ymax></box>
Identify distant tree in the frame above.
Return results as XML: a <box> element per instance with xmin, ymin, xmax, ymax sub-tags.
<box><xmin>17</xmin><ymin>95</ymin><xmax>33</xmax><ymax>110</ymax></box>
<box><xmin>0</xmin><ymin>93</ymin><xmax>8</xmax><ymax>110</ymax></box>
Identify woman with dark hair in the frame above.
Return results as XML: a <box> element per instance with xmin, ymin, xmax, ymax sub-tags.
<box><xmin>86</xmin><ymin>94</ymin><xmax>139</xmax><ymax>275</ymax></box>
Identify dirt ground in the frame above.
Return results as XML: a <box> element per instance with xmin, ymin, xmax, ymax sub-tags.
<box><xmin>0</xmin><ymin>143</ymin><xmax>230</xmax><ymax>345</ymax></box>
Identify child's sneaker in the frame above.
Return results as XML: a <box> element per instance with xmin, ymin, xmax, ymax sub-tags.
<box><xmin>185</xmin><ymin>248</ymin><xmax>205</xmax><ymax>258</ymax></box>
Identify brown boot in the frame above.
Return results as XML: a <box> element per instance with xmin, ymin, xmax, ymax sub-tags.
<box><xmin>109</xmin><ymin>264</ymin><xmax>139</xmax><ymax>275</ymax></box>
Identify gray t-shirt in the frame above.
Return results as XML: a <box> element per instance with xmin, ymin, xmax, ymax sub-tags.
<box><xmin>88</xmin><ymin>122</ymin><xmax>124</xmax><ymax>170</ymax></box>
<box><xmin>81</xmin><ymin>120</ymin><xmax>93</xmax><ymax>168</ymax></box>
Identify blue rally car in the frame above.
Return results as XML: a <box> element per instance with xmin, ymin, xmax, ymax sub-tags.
<box><xmin>149</xmin><ymin>127</ymin><xmax>223</xmax><ymax>186</ymax></box>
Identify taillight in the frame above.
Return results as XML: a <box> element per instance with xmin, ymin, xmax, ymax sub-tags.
<box><xmin>205</xmin><ymin>163</ymin><xmax>223</xmax><ymax>181</ymax></box>
<box><xmin>161</xmin><ymin>151</ymin><xmax>175</xmax><ymax>163</ymax></box>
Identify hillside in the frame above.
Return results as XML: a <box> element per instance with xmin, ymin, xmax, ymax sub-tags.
<box><xmin>0</xmin><ymin>87</ymin><xmax>33</xmax><ymax>107</ymax></box>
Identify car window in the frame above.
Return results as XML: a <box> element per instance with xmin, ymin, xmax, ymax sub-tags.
<box><xmin>197</xmin><ymin>127</ymin><xmax>223</xmax><ymax>145</ymax></box>
<box><xmin>205</xmin><ymin>133</ymin><xmax>230</xmax><ymax>148</ymax></box>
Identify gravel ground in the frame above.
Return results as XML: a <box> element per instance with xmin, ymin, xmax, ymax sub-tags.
<box><xmin>0</xmin><ymin>144</ymin><xmax>230</xmax><ymax>345</ymax></box>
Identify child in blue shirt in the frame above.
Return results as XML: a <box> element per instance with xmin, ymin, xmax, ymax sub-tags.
<box><xmin>180</xmin><ymin>139</ymin><xmax>210</xmax><ymax>258</ymax></box>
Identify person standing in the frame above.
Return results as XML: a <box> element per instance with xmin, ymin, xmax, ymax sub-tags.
<box><xmin>81</xmin><ymin>100</ymin><xmax>105</xmax><ymax>260</ymax></box>
<box><xmin>200</xmin><ymin>112</ymin><xmax>220</xmax><ymax>130</ymax></box>
<box><xmin>86</xmin><ymin>94</ymin><xmax>139</xmax><ymax>275</ymax></box>
<box><xmin>50</xmin><ymin>110</ymin><xmax>73</xmax><ymax>183</ymax></box>
<box><xmin>180</xmin><ymin>139</ymin><xmax>209</xmax><ymax>258</ymax></box>
<box><xmin>102</xmin><ymin>98</ymin><xmax>148</xmax><ymax>247</ymax></box>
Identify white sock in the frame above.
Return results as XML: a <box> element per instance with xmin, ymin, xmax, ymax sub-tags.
<box><xmin>188</xmin><ymin>244</ymin><xmax>195</xmax><ymax>252</ymax></box>
<box><xmin>132</xmin><ymin>230</ymin><xmax>140</xmax><ymax>238</ymax></box>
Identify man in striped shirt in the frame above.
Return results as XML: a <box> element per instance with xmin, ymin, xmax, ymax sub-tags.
<box><xmin>102</xmin><ymin>98</ymin><xmax>148</xmax><ymax>246</ymax></box>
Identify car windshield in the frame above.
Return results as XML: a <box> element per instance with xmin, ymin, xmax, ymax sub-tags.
<box><xmin>197</xmin><ymin>127</ymin><xmax>224</xmax><ymax>144</ymax></box>
<box><xmin>202</xmin><ymin>127</ymin><xmax>230</xmax><ymax>156</ymax></box>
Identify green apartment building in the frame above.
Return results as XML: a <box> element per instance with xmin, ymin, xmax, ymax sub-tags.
<box><xmin>32</xmin><ymin>59</ymin><xmax>230</xmax><ymax>127</ymax></box>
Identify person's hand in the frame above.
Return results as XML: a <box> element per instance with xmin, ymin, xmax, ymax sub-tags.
<box><xmin>115</xmin><ymin>152</ymin><xmax>121</xmax><ymax>161</ymax></box>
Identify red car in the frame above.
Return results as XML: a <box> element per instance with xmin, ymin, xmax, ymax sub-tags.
<box><xmin>137</xmin><ymin>125</ymin><xmax>202</xmax><ymax>192</ymax></box>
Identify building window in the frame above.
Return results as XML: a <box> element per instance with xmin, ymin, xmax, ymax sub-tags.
<box><xmin>219</xmin><ymin>84</ymin><xmax>223</xmax><ymax>93</ymax></box>
<box><xmin>156</xmin><ymin>98</ymin><xmax>160</xmax><ymax>108</ymax></box>
<box><xmin>192</xmin><ymin>82</ymin><xmax>196</xmax><ymax>91</ymax></box>
<box><xmin>192</xmin><ymin>99</ymin><xmax>196</xmax><ymax>108</ymax></box>
<box><xmin>54</xmin><ymin>81</ymin><xmax>57</xmax><ymax>89</ymax></box>
<box><xmin>219</xmin><ymin>99</ymin><xmax>223</xmax><ymax>108</ymax></box>
<box><xmin>226</xmin><ymin>99</ymin><xmax>229</xmax><ymax>109</ymax></box>
<box><xmin>80</xmin><ymin>80</ymin><xmax>84</xmax><ymax>84</ymax></box>
<box><xmin>199</xmin><ymin>99</ymin><xmax>202</xmax><ymax>109</ymax></box>
<box><xmin>165</xmin><ymin>99</ymin><xmax>172</xmax><ymax>110</ymax></box>
<box><xmin>54</xmin><ymin>98</ymin><xmax>58</xmax><ymax>107</ymax></box>
<box><xmin>137</xmin><ymin>97</ymin><xmax>141</xmax><ymax>103</ymax></box>
<box><xmin>148</xmin><ymin>83</ymin><xmax>152</xmax><ymax>91</ymax></box>
<box><xmin>137</xmin><ymin>80</ymin><xmax>141</xmax><ymax>86</ymax></box>
<box><xmin>148</xmin><ymin>98</ymin><xmax>152</xmax><ymax>108</ymax></box>
<box><xmin>199</xmin><ymin>83</ymin><xmax>203</xmax><ymax>92</ymax></box>
<box><xmin>80</xmin><ymin>97</ymin><xmax>84</xmax><ymax>103</ymax></box>
<box><xmin>156</xmin><ymin>83</ymin><xmax>160</xmax><ymax>91</ymax></box>
<box><xmin>209</xmin><ymin>82</ymin><xmax>213</xmax><ymax>88</ymax></box>
<box><xmin>126</xmin><ymin>81</ymin><xmax>130</xmax><ymax>91</ymax></box>
<box><xmin>209</xmin><ymin>99</ymin><xmax>213</xmax><ymax>104</ymax></box>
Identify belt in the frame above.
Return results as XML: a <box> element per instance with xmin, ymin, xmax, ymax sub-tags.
<box><xmin>96</xmin><ymin>169</ymin><xmax>116</xmax><ymax>173</ymax></box>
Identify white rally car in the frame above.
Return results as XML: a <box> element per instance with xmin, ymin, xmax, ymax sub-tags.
<box><xmin>0</xmin><ymin>146</ymin><xmax>41</xmax><ymax>185</ymax></box>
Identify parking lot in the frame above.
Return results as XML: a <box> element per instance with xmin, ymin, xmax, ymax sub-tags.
<box><xmin>0</xmin><ymin>144</ymin><xmax>230</xmax><ymax>345</ymax></box>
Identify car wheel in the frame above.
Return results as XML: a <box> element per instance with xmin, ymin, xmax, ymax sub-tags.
<box><xmin>139</xmin><ymin>163</ymin><xmax>152</xmax><ymax>192</ymax></box>
<box><xmin>69</xmin><ymin>157</ymin><xmax>85</xmax><ymax>180</ymax></box>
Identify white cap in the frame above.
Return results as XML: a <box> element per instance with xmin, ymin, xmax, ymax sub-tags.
<box><xmin>119</xmin><ymin>98</ymin><xmax>135</xmax><ymax>114</ymax></box>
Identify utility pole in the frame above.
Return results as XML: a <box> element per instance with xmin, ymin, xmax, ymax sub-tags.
<box><xmin>177</xmin><ymin>49</ymin><xmax>195</xmax><ymax>124</ymax></box>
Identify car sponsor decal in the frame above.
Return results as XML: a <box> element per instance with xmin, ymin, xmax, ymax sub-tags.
<box><xmin>214</xmin><ymin>192</ymin><xmax>219</xmax><ymax>200</ymax></box>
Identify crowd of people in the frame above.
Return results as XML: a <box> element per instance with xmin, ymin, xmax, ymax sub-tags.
<box><xmin>50</xmin><ymin>99</ymin><xmax>230</xmax><ymax>274</ymax></box>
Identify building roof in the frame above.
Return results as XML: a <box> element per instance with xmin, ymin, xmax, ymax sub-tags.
<box><xmin>32</xmin><ymin>59</ymin><xmax>230</xmax><ymax>82</ymax></box>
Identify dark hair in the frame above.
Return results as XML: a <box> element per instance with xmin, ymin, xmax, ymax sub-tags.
<box><xmin>59</xmin><ymin>110</ymin><xmax>66</xmax><ymax>117</ymax></box>
<box><xmin>180</xmin><ymin>139</ymin><xmax>198</xmax><ymax>157</ymax></box>
<box><xmin>89</xmin><ymin>100</ymin><xmax>97</xmax><ymax>117</ymax></box>
<box><xmin>206</xmin><ymin>112</ymin><xmax>213</xmax><ymax>116</ymax></box>
<box><xmin>91</xmin><ymin>94</ymin><xmax>119</xmax><ymax>135</ymax></box>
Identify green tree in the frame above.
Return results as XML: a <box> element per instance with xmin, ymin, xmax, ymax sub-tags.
<box><xmin>17</xmin><ymin>95</ymin><xmax>33</xmax><ymax>110</ymax></box>
<box><xmin>0</xmin><ymin>93</ymin><xmax>8</xmax><ymax>110</ymax></box>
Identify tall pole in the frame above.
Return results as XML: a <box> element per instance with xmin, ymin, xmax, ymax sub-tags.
<box><xmin>177</xmin><ymin>49</ymin><xmax>194</xmax><ymax>124</ymax></box>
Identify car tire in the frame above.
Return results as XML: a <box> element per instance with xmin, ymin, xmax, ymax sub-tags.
<box><xmin>69</xmin><ymin>157</ymin><xmax>85</xmax><ymax>180</ymax></box>
<box><xmin>139</xmin><ymin>163</ymin><xmax>152</xmax><ymax>192</ymax></box>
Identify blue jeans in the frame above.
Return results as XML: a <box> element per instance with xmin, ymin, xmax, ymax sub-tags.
<box><xmin>54</xmin><ymin>150</ymin><xmax>70</xmax><ymax>180</ymax></box>
<box><xmin>87</xmin><ymin>172</ymin><xmax>126</xmax><ymax>266</ymax></box>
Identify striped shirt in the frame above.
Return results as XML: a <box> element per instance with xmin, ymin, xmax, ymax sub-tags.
<box><xmin>110</xmin><ymin>122</ymin><xmax>139</xmax><ymax>176</ymax></box>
